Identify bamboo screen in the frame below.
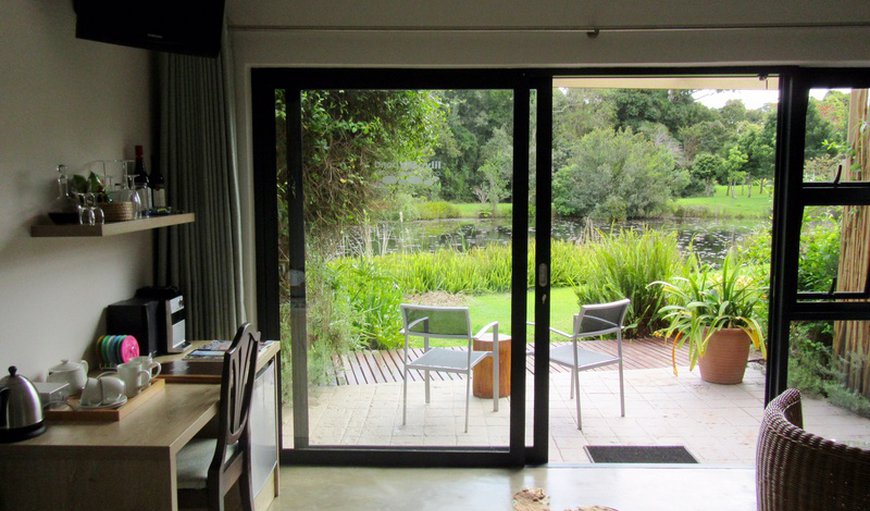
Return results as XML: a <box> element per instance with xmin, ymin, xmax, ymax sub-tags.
<box><xmin>833</xmin><ymin>89</ymin><xmax>870</xmax><ymax>398</ymax></box>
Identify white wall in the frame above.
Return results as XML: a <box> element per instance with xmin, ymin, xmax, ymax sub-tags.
<box><xmin>225</xmin><ymin>0</ymin><xmax>870</xmax><ymax>327</ymax></box>
<box><xmin>0</xmin><ymin>2</ymin><xmax>153</xmax><ymax>379</ymax></box>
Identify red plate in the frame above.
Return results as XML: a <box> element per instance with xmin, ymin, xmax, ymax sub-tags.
<box><xmin>120</xmin><ymin>335</ymin><xmax>140</xmax><ymax>363</ymax></box>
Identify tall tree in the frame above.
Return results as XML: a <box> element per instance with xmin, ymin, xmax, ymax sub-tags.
<box><xmin>432</xmin><ymin>90</ymin><xmax>513</xmax><ymax>201</ymax></box>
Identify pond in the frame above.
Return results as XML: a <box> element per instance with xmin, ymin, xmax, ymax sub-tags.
<box><xmin>337</xmin><ymin>216</ymin><xmax>770</xmax><ymax>265</ymax></box>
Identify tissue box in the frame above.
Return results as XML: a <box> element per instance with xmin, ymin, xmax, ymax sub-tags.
<box><xmin>33</xmin><ymin>381</ymin><xmax>69</xmax><ymax>407</ymax></box>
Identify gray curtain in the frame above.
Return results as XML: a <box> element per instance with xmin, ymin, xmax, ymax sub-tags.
<box><xmin>156</xmin><ymin>29</ymin><xmax>244</xmax><ymax>339</ymax></box>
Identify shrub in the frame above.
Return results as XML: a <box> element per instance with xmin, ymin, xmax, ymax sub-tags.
<box><xmin>333</xmin><ymin>257</ymin><xmax>404</xmax><ymax>349</ymax></box>
<box><xmin>552</xmin><ymin>128</ymin><xmax>678</xmax><ymax>220</ymax></box>
<box><xmin>570</xmin><ymin>228</ymin><xmax>689</xmax><ymax>336</ymax></box>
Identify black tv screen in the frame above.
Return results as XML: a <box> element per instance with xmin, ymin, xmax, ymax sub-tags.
<box><xmin>73</xmin><ymin>0</ymin><xmax>225</xmax><ymax>57</ymax></box>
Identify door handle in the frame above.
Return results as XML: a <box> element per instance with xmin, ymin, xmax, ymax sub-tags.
<box><xmin>537</xmin><ymin>263</ymin><xmax>549</xmax><ymax>288</ymax></box>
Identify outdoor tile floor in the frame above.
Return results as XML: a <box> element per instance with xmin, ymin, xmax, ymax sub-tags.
<box><xmin>284</xmin><ymin>364</ymin><xmax>870</xmax><ymax>464</ymax></box>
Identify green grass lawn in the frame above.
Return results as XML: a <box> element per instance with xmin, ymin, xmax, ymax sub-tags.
<box><xmin>674</xmin><ymin>185</ymin><xmax>772</xmax><ymax>219</ymax></box>
<box><xmin>414</xmin><ymin>287</ymin><xmax>578</xmax><ymax>347</ymax></box>
<box><xmin>452</xmin><ymin>202</ymin><xmax>512</xmax><ymax>218</ymax></box>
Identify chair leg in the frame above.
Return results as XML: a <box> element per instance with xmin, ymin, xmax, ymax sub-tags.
<box><xmin>574</xmin><ymin>368</ymin><xmax>583</xmax><ymax>431</ymax></box>
<box><xmin>618</xmin><ymin>358</ymin><xmax>625</xmax><ymax>418</ymax></box>
<box><xmin>425</xmin><ymin>369</ymin><xmax>430</xmax><ymax>404</ymax></box>
<box><xmin>492</xmin><ymin>350</ymin><xmax>499</xmax><ymax>413</ymax></box>
<box><xmin>402</xmin><ymin>364</ymin><xmax>408</xmax><ymax>426</ymax></box>
<box><xmin>464</xmin><ymin>370</ymin><xmax>471</xmax><ymax>433</ymax></box>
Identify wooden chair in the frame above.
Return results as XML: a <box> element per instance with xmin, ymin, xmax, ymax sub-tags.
<box><xmin>757</xmin><ymin>388</ymin><xmax>870</xmax><ymax>511</ymax></box>
<box><xmin>176</xmin><ymin>323</ymin><xmax>261</xmax><ymax>511</ymax></box>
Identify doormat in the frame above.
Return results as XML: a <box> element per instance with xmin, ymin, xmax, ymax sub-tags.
<box><xmin>584</xmin><ymin>445</ymin><xmax>698</xmax><ymax>464</ymax></box>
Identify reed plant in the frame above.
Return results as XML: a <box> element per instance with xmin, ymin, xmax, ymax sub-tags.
<box><xmin>568</xmin><ymin>229</ymin><xmax>689</xmax><ymax>336</ymax></box>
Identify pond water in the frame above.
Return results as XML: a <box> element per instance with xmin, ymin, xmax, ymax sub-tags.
<box><xmin>338</xmin><ymin>216</ymin><xmax>769</xmax><ymax>265</ymax></box>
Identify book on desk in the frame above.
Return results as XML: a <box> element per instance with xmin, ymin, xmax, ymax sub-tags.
<box><xmin>159</xmin><ymin>340</ymin><xmax>277</xmax><ymax>383</ymax></box>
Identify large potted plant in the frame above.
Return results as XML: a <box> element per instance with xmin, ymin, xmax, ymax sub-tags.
<box><xmin>652</xmin><ymin>251</ymin><xmax>766</xmax><ymax>384</ymax></box>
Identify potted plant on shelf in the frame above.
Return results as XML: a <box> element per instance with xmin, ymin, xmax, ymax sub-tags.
<box><xmin>651</xmin><ymin>251</ymin><xmax>766</xmax><ymax>384</ymax></box>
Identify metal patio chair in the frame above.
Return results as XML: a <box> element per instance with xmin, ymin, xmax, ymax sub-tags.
<box><xmin>400</xmin><ymin>304</ymin><xmax>499</xmax><ymax>433</ymax></box>
<box><xmin>547</xmin><ymin>298</ymin><xmax>630</xmax><ymax>430</ymax></box>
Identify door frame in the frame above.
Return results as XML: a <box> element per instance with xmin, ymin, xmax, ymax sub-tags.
<box><xmin>251</xmin><ymin>68</ymin><xmax>541</xmax><ymax>466</ymax></box>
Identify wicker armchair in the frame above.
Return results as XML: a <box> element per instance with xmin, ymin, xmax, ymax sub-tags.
<box><xmin>756</xmin><ymin>388</ymin><xmax>870</xmax><ymax>511</ymax></box>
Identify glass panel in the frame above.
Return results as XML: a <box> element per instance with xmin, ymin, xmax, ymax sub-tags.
<box><xmin>548</xmin><ymin>78</ymin><xmax>777</xmax><ymax>464</ymax></box>
<box><xmin>788</xmin><ymin>321</ymin><xmax>870</xmax><ymax>449</ymax></box>
<box><xmin>797</xmin><ymin>205</ymin><xmax>870</xmax><ymax>299</ymax></box>
<box><xmin>279</xmin><ymin>89</ymin><xmax>515</xmax><ymax>449</ymax></box>
<box><xmin>803</xmin><ymin>88</ymin><xmax>867</xmax><ymax>183</ymax></box>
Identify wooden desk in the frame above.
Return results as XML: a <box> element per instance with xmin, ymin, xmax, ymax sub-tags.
<box><xmin>0</xmin><ymin>342</ymin><xmax>281</xmax><ymax>511</ymax></box>
<box><xmin>0</xmin><ymin>384</ymin><xmax>218</xmax><ymax>511</ymax></box>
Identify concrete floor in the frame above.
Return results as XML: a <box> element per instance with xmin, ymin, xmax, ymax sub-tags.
<box><xmin>270</xmin><ymin>465</ymin><xmax>757</xmax><ymax>511</ymax></box>
<box><xmin>285</xmin><ymin>363</ymin><xmax>870</xmax><ymax>463</ymax></box>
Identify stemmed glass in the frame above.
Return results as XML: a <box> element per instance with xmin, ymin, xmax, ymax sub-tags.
<box><xmin>77</xmin><ymin>193</ymin><xmax>104</xmax><ymax>225</ymax></box>
<box><xmin>113</xmin><ymin>160</ymin><xmax>142</xmax><ymax>219</ymax></box>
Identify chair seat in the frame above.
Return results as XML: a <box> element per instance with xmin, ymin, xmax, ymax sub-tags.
<box><xmin>407</xmin><ymin>348</ymin><xmax>489</xmax><ymax>372</ymax></box>
<box><xmin>176</xmin><ymin>438</ymin><xmax>238</xmax><ymax>490</ymax></box>
<box><xmin>550</xmin><ymin>343</ymin><xmax>619</xmax><ymax>370</ymax></box>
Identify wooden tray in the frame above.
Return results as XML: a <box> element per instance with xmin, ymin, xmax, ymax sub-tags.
<box><xmin>45</xmin><ymin>378</ymin><xmax>165</xmax><ymax>422</ymax></box>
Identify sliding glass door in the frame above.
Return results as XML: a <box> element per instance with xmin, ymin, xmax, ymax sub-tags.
<box><xmin>253</xmin><ymin>70</ymin><xmax>548</xmax><ymax>465</ymax></box>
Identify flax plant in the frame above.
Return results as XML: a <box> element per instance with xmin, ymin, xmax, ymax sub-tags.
<box><xmin>651</xmin><ymin>251</ymin><xmax>766</xmax><ymax>374</ymax></box>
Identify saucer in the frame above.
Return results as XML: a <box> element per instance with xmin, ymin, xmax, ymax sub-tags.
<box><xmin>78</xmin><ymin>395</ymin><xmax>128</xmax><ymax>410</ymax></box>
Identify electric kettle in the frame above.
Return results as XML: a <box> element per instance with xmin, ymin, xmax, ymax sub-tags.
<box><xmin>0</xmin><ymin>366</ymin><xmax>46</xmax><ymax>442</ymax></box>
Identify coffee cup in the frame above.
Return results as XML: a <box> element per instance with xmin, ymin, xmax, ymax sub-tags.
<box><xmin>117</xmin><ymin>362</ymin><xmax>150</xmax><ymax>397</ymax></box>
<box><xmin>80</xmin><ymin>377</ymin><xmax>103</xmax><ymax>406</ymax></box>
<box><xmin>79</xmin><ymin>375</ymin><xmax>126</xmax><ymax>406</ymax></box>
<box><xmin>131</xmin><ymin>355</ymin><xmax>161</xmax><ymax>379</ymax></box>
<box><xmin>98</xmin><ymin>375</ymin><xmax>126</xmax><ymax>404</ymax></box>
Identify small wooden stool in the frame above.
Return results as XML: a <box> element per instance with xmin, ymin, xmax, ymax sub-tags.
<box><xmin>472</xmin><ymin>333</ymin><xmax>511</xmax><ymax>398</ymax></box>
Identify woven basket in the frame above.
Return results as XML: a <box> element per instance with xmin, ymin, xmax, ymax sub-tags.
<box><xmin>99</xmin><ymin>202</ymin><xmax>135</xmax><ymax>222</ymax></box>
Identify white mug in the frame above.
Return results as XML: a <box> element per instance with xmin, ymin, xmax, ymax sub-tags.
<box><xmin>131</xmin><ymin>355</ymin><xmax>161</xmax><ymax>379</ymax></box>
<box><xmin>80</xmin><ymin>377</ymin><xmax>103</xmax><ymax>407</ymax></box>
<box><xmin>80</xmin><ymin>375</ymin><xmax>126</xmax><ymax>406</ymax></box>
<box><xmin>117</xmin><ymin>362</ymin><xmax>150</xmax><ymax>397</ymax></box>
<box><xmin>98</xmin><ymin>375</ymin><xmax>126</xmax><ymax>404</ymax></box>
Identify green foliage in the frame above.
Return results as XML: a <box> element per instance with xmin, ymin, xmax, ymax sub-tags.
<box><xmin>798</xmin><ymin>209</ymin><xmax>841</xmax><ymax>293</ymax></box>
<box><xmin>416</xmin><ymin>201</ymin><xmax>462</xmax><ymax>220</ymax></box>
<box><xmin>690</xmin><ymin>152</ymin><xmax>725</xmax><ymax>195</ymax></box>
<box><xmin>299</xmin><ymin>89</ymin><xmax>445</xmax><ymax>235</ymax></box>
<box><xmin>569</xmin><ymin>229</ymin><xmax>689</xmax><ymax>336</ymax></box>
<box><xmin>333</xmin><ymin>258</ymin><xmax>404</xmax><ymax>349</ymax></box>
<box><xmin>552</xmin><ymin>128</ymin><xmax>678</xmax><ymax>220</ymax></box>
<box><xmin>652</xmin><ymin>251</ymin><xmax>767</xmax><ymax>372</ymax></box>
<box><xmin>432</xmin><ymin>90</ymin><xmax>514</xmax><ymax>202</ymax></box>
<box><xmin>788</xmin><ymin>324</ymin><xmax>870</xmax><ymax>418</ymax></box>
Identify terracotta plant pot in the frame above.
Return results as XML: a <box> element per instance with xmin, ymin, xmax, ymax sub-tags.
<box><xmin>698</xmin><ymin>328</ymin><xmax>751</xmax><ymax>384</ymax></box>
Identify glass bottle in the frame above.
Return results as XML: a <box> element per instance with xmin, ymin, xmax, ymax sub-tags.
<box><xmin>48</xmin><ymin>164</ymin><xmax>78</xmax><ymax>223</ymax></box>
<box><xmin>149</xmin><ymin>158</ymin><xmax>167</xmax><ymax>212</ymax></box>
<box><xmin>133</xmin><ymin>145</ymin><xmax>152</xmax><ymax>213</ymax></box>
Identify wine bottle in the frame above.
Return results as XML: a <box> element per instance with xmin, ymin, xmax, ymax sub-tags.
<box><xmin>133</xmin><ymin>145</ymin><xmax>152</xmax><ymax>212</ymax></box>
<box><xmin>150</xmin><ymin>157</ymin><xmax>167</xmax><ymax>211</ymax></box>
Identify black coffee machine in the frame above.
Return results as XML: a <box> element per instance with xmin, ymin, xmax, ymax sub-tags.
<box><xmin>106</xmin><ymin>287</ymin><xmax>187</xmax><ymax>356</ymax></box>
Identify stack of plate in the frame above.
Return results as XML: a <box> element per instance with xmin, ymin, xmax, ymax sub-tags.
<box><xmin>96</xmin><ymin>335</ymin><xmax>140</xmax><ymax>367</ymax></box>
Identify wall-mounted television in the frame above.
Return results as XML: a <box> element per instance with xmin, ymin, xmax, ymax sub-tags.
<box><xmin>73</xmin><ymin>0</ymin><xmax>225</xmax><ymax>57</ymax></box>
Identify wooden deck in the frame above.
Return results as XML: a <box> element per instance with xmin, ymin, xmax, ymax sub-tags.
<box><xmin>328</xmin><ymin>338</ymin><xmax>689</xmax><ymax>386</ymax></box>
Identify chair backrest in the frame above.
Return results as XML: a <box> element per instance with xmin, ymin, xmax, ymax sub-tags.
<box><xmin>574</xmin><ymin>298</ymin><xmax>631</xmax><ymax>337</ymax></box>
<box><xmin>213</xmin><ymin>323</ymin><xmax>261</xmax><ymax>469</ymax></box>
<box><xmin>400</xmin><ymin>304</ymin><xmax>472</xmax><ymax>345</ymax></box>
<box><xmin>757</xmin><ymin>388</ymin><xmax>870</xmax><ymax>511</ymax></box>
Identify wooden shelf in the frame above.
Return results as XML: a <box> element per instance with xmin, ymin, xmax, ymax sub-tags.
<box><xmin>30</xmin><ymin>213</ymin><xmax>195</xmax><ymax>237</ymax></box>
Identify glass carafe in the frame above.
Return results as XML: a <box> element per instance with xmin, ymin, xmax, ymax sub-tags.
<box><xmin>48</xmin><ymin>164</ymin><xmax>78</xmax><ymax>223</ymax></box>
